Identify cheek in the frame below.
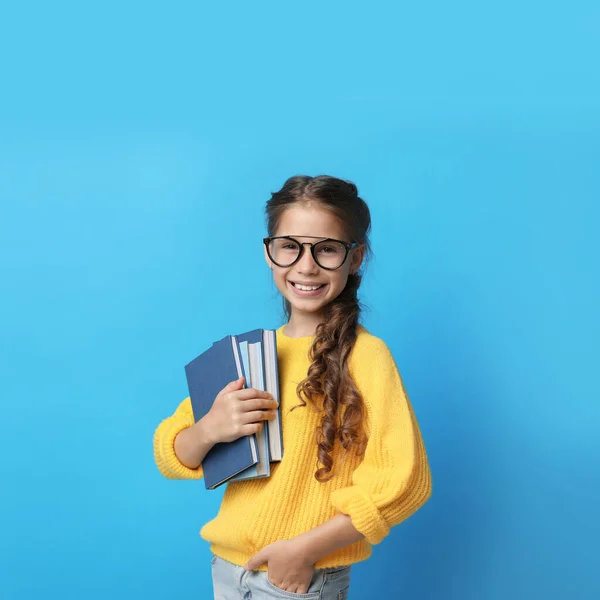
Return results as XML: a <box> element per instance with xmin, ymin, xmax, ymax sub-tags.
<box><xmin>329</xmin><ymin>271</ymin><xmax>349</xmax><ymax>291</ymax></box>
<box><xmin>272</xmin><ymin>269</ymin><xmax>289</xmax><ymax>289</ymax></box>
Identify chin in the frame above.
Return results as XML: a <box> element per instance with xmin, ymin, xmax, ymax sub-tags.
<box><xmin>286</xmin><ymin>298</ymin><xmax>325</xmax><ymax>314</ymax></box>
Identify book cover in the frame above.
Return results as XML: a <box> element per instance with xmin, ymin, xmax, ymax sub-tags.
<box><xmin>184</xmin><ymin>335</ymin><xmax>258</xmax><ymax>490</ymax></box>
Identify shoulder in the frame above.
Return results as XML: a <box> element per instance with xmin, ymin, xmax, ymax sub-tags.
<box><xmin>351</xmin><ymin>325</ymin><xmax>396</xmax><ymax>366</ymax></box>
<box><xmin>349</xmin><ymin>326</ymin><xmax>408</xmax><ymax>412</ymax></box>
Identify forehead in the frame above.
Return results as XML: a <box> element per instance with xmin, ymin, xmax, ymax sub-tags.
<box><xmin>275</xmin><ymin>205</ymin><xmax>347</xmax><ymax>239</ymax></box>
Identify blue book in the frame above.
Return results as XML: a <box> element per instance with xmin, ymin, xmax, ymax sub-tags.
<box><xmin>227</xmin><ymin>340</ymin><xmax>271</xmax><ymax>482</ymax></box>
<box><xmin>184</xmin><ymin>335</ymin><xmax>259</xmax><ymax>490</ymax></box>
<box><xmin>262</xmin><ymin>329</ymin><xmax>284</xmax><ymax>462</ymax></box>
<box><xmin>235</xmin><ymin>329</ymin><xmax>283</xmax><ymax>462</ymax></box>
<box><xmin>238</xmin><ymin>340</ymin><xmax>251</xmax><ymax>392</ymax></box>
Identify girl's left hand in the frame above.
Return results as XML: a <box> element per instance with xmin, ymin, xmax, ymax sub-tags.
<box><xmin>244</xmin><ymin>539</ymin><xmax>316</xmax><ymax>594</ymax></box>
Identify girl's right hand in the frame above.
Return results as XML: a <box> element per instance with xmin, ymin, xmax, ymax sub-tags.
<box><xmin>206</xmin><ymin>376</ymin><xmax>279</xmax><ymax>444</ymax></box>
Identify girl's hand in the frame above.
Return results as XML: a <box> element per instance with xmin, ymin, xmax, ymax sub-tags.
<box><xmin>206</xmin><ymin>377</ymin><xmax>278</xmax><ymax>444</ymax></box>
<box><xmin>243</xmin><ymin>540</ymin><xmax>316</xmax><ymax>594</ymax></box>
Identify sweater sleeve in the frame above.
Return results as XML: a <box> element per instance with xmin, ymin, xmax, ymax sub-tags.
<box><xmin>153</xmin><ymin>397</ymin><xmax>205</xmax><ymax>480</ymax></box>
<box><xmin>329</xmin><ymin>339</ymin><xmax>432</xmax><ymax>545</ymax></box>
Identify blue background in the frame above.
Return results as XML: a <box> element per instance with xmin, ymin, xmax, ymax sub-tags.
<box><xmin>1</xmin><ymin>1</ymin><xmax>598</xmax><ymax>599</ymax></box>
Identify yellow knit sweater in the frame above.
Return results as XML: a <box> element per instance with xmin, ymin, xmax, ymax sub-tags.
<box><xmin>153</xmin><ymin>325</ymin><xmax>431</xmax><ymax>570</ymax></box>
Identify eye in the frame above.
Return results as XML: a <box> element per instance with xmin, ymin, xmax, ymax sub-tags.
<box><xmin>318</xmin><ymin>244</ymin><xmax>341</xmax><ymax>254</ymax></box>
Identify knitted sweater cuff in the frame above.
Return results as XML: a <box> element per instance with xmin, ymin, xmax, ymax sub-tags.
<box><xmin>154</xmin><ymin>419</ymin><xmax>204</xmax><ymax>480</ymax></box>
<box><xmin>330</xmin><ymin>486</ymin><xmax>390</xmax><ymax>545</ymax></box>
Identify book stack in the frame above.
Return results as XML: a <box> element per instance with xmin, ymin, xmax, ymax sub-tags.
<box><xmin>184</xmin><ymin>329</ymin><xmax>283</xmax><ymax>490</ymax></box>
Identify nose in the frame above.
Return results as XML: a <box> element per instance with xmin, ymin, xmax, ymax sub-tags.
<box><xmin>295</xmin><ymin>243</ymin><xmax>320</xmax><ymax>274</ymax></box>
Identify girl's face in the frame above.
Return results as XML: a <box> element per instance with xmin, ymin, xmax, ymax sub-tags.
<box><xmin>265</xmin><ymin>204</ymin><xmax>364</xmax><ymax>320</ymax></box>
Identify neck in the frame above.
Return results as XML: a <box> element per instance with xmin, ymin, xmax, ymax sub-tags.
<box><xmin>284</xmin><ymin>309</ymin><xmax>324</xmax><ymax>338</ymax></box>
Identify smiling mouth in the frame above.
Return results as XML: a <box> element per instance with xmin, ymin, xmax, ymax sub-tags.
<box><xmin>290</xmin><ymin>282</ymin><xmax>326</xmax><ymax>291</ymax></box>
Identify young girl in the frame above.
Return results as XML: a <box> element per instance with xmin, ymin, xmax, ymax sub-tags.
<box><xmin>153</xmin><ymin>175</ymin><xmax>432</xmax><ymax>600</ymax></box>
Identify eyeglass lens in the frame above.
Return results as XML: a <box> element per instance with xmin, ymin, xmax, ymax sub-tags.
<box><xmin>268</xmin><ymin>238</ymin><xmax>347</xmax><ymax>269</ymax></box>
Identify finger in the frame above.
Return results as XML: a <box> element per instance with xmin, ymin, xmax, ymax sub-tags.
<box><xmin>221</xmin><ymin>377</ymin><xmax>245</xmax><ymax>394</ymax></box>
<box><xmin>241</xmin><ymin>422</ymin><xmax>264</xmax><ymax>437</ymax></box>
<box><xmin>234</xmin><ymin>388</ymin><xmax>274</xmax><ymax>401</ymax></box>
<box><xmin>242</xmin><ymin>410</ymin><xmax>276</xmax><ymax>424</ymax></box>
<box><xmin>242</xmin><ymin>398</ymin><xmax>279</xmax><ymax>412</ymax></box>
<box><xmin>244</xmin><ymin>551</ymin><xmax>266</xmax><ymax>571</ymax></box>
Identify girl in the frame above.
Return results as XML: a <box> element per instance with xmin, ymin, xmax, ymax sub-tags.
<box><xmin>153</xmin><ymin>175</ymin><xmax>432</xmax><ymax>600</ymax></box>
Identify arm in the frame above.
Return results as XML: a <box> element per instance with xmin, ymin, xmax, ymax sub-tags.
<box><xmin>174</xmin><ymin>414</ymin><xmax>217</xmax><ymax>469</ymax></box>
<box><xmin>327</xmin><ymin>339</ymin><xmax>432</xmax><ymax>545</ymax></box>
<box><xmin>153</xmin><ymin>397</ymin><xmax>214</xmax><ymax>479</ymax></box>
<box><xmin>154</xmin><ymin>379</ymin><xmax>277</xmax><ymax>480</ymax></box>
<box><xmin>294</xmin><ymin>514</ymin><xmax>365</xmax><ymax>564</ymax></box>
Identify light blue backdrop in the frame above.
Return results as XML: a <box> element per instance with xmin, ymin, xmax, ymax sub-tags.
<box><xmin>1</xmin><ymin>2</ymin><xmax>598</xmax><ymax>599</ymax></box>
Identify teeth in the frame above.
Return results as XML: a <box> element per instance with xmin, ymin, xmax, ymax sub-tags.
<box><xmin>294</xmin><ymin>283</ymin><xmax>322</xmax><ymax>291</ymax></box>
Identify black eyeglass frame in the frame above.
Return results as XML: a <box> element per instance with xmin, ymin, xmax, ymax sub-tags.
<box><xmin>263</xmin><ymin>235</ymin><xmax>358</xmax><ymax>271</ymax></box>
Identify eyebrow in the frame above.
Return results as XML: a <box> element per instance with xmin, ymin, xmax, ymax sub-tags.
<box><xmin>277</xmin><ymin>235</ymin><xmax>333</xmax><ymax>239</ymax></box>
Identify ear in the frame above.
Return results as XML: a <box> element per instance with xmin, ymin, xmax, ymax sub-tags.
<box><xmin>264</xmin><ymin>245</ymin><xmax>274</xmax><ymax>270</ymax></box>
<box><xmin>349</xmin><ymin>244</ymin><xmax>365</xmax><ymax>274</ymax></box>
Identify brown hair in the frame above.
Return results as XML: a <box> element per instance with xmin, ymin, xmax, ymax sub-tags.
<box><xmin>265</xmin><ymin>175</ymin><xmax>372</xmax><ymax>482</ymax></box>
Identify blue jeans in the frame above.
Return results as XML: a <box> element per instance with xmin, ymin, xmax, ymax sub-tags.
<box><xmin>211</xmin><ymin>554</ymin><xmax>352</xmax><ymax>599</ymax></box>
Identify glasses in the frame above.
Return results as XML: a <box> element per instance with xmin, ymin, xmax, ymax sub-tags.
<box><xmin>263</xmin><ymin>236</ymin><xmax>357</xmax><ymax>270</ymax></box>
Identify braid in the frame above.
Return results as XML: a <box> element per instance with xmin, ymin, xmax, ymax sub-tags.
<box><xmin>291</xmin><ymin>273</ymin><xmax>368</xmax><ymax>482</ymax></box>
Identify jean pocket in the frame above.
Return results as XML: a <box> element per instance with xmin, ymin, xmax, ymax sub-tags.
<box><xmin>321</xmin><ymin>566</ymin><xmax>351</xmax><ymax>599</ymax></box>
<box><xmin>337</xmin><ymin>584</ymin><xmax>350</xmax><ymax>600</ymax></box>
<box><xmin>264</xmin><ymin>576</ymin><xmax>322</xmax><ymax>599</ymax></box>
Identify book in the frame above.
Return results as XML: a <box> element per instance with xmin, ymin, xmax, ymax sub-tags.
<box><xmin>262</xmin><ymin>329</ymin><xmax>284</xmax><ymax>462</ymax></box>
<box><xmin>184</xmin><ymin>335</ymin><xmax>259</xmax><ymax>490</ymax></box>
<box><xmin>235</xmin><ymin>329</ymin><xmax>284</xmax><ymax>463</ymax></box>
<box><xmin>184</xmin><ymin>327</ymin><xmax>283</xmax><ymax>489</ymax></box>
<box><xmin>227</xmin><ymin>340</ymin><xmax>271</xmax><ymax>482</ymax></box>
